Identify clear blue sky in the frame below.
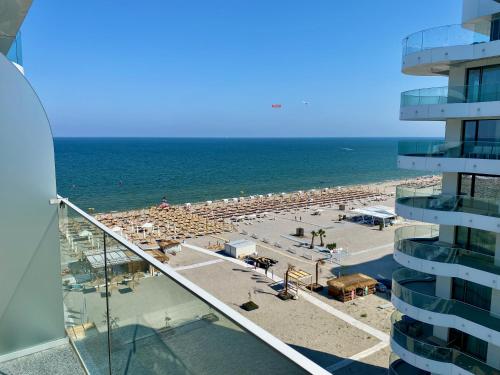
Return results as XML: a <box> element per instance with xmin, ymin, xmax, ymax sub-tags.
<box><xmin>22</xmin><ymin>0</ymin><xmax>461</xmax><ymax>137</ymax></box>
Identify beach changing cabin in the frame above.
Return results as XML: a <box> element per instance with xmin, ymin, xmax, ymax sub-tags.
<box><xmin>224</xmin><ymin>239</ymin><xmax>256</xmax><ymax>259</ymax></box>
<box><xmin>327</xmin><ymin>273</ymin><xmax>377</xmax><ymax>302</ymax></box>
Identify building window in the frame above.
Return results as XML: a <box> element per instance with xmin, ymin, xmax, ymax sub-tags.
<box><xmin>449</xmin><ymin>328</ymin><xmax>488</xmax><ymax>361</ymax></box>
<box><xmin>458</xmin><ymin>173</ymin><xmax>500</xmax><ymax>199</ymax></box>
<box><xmin>452</xmin><ymin>278</ymin><xmax>491</xmax><ymax>311</ymax></box>
<box><xmin>455</xmin><ymin>226</ymin><xmax>496</xmax><ymax>256</ymax></box>
<box><xmin>491</xmin><ymin>14</ymin><xmax>500</xmax><ymax>41</ymax></box>
<box><xmin>466</xmin><ymin>66</ymin><xmax>500</xmax><ymax>102</ymax></box>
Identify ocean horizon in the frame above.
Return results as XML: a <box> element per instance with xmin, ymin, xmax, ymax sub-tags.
<box><xmin>55</xmin><ymin>137</ymin><xmax>438</xmax><ymax>212</ymax></box>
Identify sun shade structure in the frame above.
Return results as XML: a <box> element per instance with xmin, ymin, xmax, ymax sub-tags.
<box><xmin>327</xmin><ymin>273</ymin><xmax>377</xmax><ymax>302</ymax></box>
<box><xmin>350</xmin><ymin>205</ymin><xmax>396</xmax><ymax>220</ymax></box>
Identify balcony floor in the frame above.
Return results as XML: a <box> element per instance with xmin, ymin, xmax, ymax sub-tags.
<box><xmin>0</xmin><ymin>343</ymin><xmax>85</xmax><ymax>375</ymax></box>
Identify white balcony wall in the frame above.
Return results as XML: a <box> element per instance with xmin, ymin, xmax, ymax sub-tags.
<box><xmin>0</xmin><ymin>54</ymin><xmax>65</xmax><ymax>360</ymax></box>
<box><xmin>403</xmin><ymin>40</ymin><xmax>500</xmax><ymax>76</ymax></box>
<box><xmin>463</xmin><ymin>0</ymin><xmax>500</xmax><ymax>24</ymax></box>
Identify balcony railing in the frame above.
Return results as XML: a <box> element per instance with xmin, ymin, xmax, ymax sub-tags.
<box><xmin>391</xmin><ymin>311</ymin><xmax>500</xmax><ymax>375</ymax></box>
<box><xmin>402</xmin><ymin>23</ymin><xmax>490</xmax><ymax>57</ymax></box>
<box><xmin>392</xmin><ymin>268</ymin><xmax>500</xmax><ymax>334</ymax></box>
<box><xmin>389</xmin><ymin>353</ymin><xmax>427</xmax><ymax>375</ymax></box>
<box><xmin>395</xmin><ymin>225</ymin><xmax>500</xmax><ymax>277</ymax></box>
<box><xmin>398</xmin><ymin>140</ymin><xmax>500</xmax><ymax>160</ymax></box>
<box><xmin>396</xmin><ymin>185</ymin><xmax>500</xmax><ymax>219</ymax></box>
<box><xmin>401</xmin><ymin>83</ymin><xmax>500</xmax><ymax>107</ymax></box>
<box><xmin>58</xmin><ymin>197</ymin><xmax>325</xmax><ymax>374</ymax></box>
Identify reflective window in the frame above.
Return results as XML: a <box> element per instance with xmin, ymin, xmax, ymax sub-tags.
<box><xmin>455</xmin><ymin>226</ymin><xmax>496</xmax><ymax>256</ymax></box>
<box><xmin>462</xmin><ymin>119</ymin><xmax>500</xmax><ymax>143</ymax></box>
<box><xmin>452</xmin><ymin>278</ymin><xmax>491</xmax><ymax>311</ymax></box>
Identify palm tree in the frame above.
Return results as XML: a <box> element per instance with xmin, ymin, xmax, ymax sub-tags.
<box><xmin>317</xmin><ymin>229</ymin><xmax>326</xmax><ymax>247</ymax></box>
<box><xmin>310</xmin><ymin>231</ymin><xmax>317</xmax><ymax>249</ymax></box>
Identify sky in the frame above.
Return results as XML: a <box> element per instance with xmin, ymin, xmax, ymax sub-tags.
<box><xmin>22</xmin><ymin>0</ymin><xmax>462</xmax><ymax>137</ymax></box>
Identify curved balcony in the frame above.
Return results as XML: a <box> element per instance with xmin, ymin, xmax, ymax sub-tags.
<box><xmin>392</xmin><ymin>267</ymin><xmax>500</xmax><ymax>345</ymax></box>
<box><xmin>402</xmin><ymin>23</ymin><xmax>495</xmax><ymax>76</ymax></box>
<box><xmin>394</xmin><ymin>225</ymin><xmax>500</xmax><ymax>288</ymax></box>
<box><xmin>398</xmin><ymin>140</ymin><xmax>500</xmax><ymax>174</ymax></box>
<box><xmin>389</xmin><ymin>353</ymin><xmax>429</xmax><ymax>375</ymax></box>
<box><xmin>395</xmin><ymin>185</ymin><xmax>500</xmax><ymax>233</ymax></box>
<box><xmin>400</xmin><ymin>84</ymin><xmax>500</xmax><ymax>121</ymax></box>
<box><xmin>391</xmin><ymin>312</ymin><xmax>500</xmax><ymax>375</ymax></box>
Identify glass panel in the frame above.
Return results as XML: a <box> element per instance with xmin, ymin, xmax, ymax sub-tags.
<box><xmin>397</xmin><ymin>140</ymin><xmax>500</xmax><ymax>159</ymax></box>
<box><xmin>391</xmin><ymin>312</ymin><xmax>500</xmax><ymax>375</ymax></box>
<box><xmin>59</xmin><ymin>204</ymin><xmax>110</xmax><ymax>374</ymax></box>
<box><xmin>103</xmin><ymin>232</ymin><xmax>307</xmax><ymax>374</ymax></box>
<box><xmin>463</xmin><ymin>121</ymin><xmax>477</xmax><ymax>142</ymax></box>
<box><xmin>59</xmin><ymin>201</ymin><xmax>312</xmax><ymax>374</ymax></box>
<box><xmin>402</xmin><ymin>23</ymin><xmax>490</xmax><ymax>57</ymax></box>
<box><xmin>449</xmin><ymin>329</ymin><xmax>488</xmax><ymax>362</ymax></box>
<box><xmin>459</xmin><ymin>174</ymin><xmax>473</xmax><ymax>196</ymax></box>
<box><xmin>401</xmin><ymin>83</ymin><xmax>500</xmax><ymax>106</ymax></box>
<box><xmin>473</xmin><ymin>175</ymin><xmax>500</xmax><ymax>199</ymax></box>
<box><xmin>452</xmin><ymin>278</ymin><xmax>491</xmax><ymax>310</ymax></box>
<box><xmin>395</xmin><ymin>225</ymin><xmax>500</xmax><ymax>277</ymax></box>
<box><xmin>467</xmin><ymin>69</ymin><xmax>481</xmax><ymax>102</ymax></box>
<box><xmin>393</xmin><ymin>268</ymin><xmax>500</xmax><ymax>333</ymax></box>
<box><xmin>396</xmin><ymin>185</ymin><xmax>500</xmax><ymax>219</ymax></box>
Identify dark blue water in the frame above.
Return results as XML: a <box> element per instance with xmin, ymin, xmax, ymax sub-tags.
<box><xmin>54</xmin><ymin>138</ymin><xmax>434</xmax><ymax>213</ymax></box>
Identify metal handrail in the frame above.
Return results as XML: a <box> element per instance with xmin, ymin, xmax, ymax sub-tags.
<box><xmin>58</xmin><ymin>196</ymin><xmax>329</xmax><ymax>375</ymax></box>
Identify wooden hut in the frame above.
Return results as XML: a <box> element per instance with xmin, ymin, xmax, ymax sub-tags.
<box><xmin>327</xmin><ymin>273</ymin><xmax>377</xmax><ymax>302</ymax></box>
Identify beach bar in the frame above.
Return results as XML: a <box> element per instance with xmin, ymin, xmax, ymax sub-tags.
<box><xmin>327</xmin><ymin>273</ymin><xmax>377</xmax><ymax>302</ymax></box>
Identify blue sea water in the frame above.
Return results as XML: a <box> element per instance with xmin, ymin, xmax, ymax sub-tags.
<box><xmin>54</xmin><ymin>138</ymin><xmax>435</xmax><ymax>213</ymax></box>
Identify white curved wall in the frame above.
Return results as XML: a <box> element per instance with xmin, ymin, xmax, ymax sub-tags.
<box><xmin>403</xmin><ymin>40</ymin><xmax>500</xmax><ymax>76</ymax></box>
<box><xmin>392</xmin><ymin>294</ymin><xmax>500</xmax><ymax>346</ymax></box>
<box><xmin>463</xmin><ymin>0</ymin><xmax>500</xmax><ymax>24</ymax></box>
<box><xmin>397</xmin><ymin>155</ymin><xmax>500</xmax><ymax>175</ymax></box>
<box><xmin>394</xmin><ymin>249</ymin><xmax>500</xmax><ymax>289</ymax></box>
<box><xmin>0</xmin><ymin>54</ymin><xmax>64</xmax><ymax>356</ymax></box>
<box><xmin>400</xmin><ymin>100</ymin><xmax>500</xmax><ymax>121</ymax></box>
<box><xmin>395</xmin><ymin>202</ymin><xmax>500</xmax><ymax>233</ymax></box>
<box><xmin>390</xmin><ymin>338</ymin><xmax>474</xmax><ymax>375</ymax></box>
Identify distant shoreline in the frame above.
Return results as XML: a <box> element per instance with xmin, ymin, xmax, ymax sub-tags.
<box><xmin>100</xmin><ymin>174</ymin><xmax>440</xmax><ymax>215</ymax></box>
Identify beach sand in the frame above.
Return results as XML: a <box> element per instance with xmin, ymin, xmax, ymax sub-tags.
<box><xmin>90</xmin><ymin>175</ymin><xmax>439</xmax><ymax>372</ymax></box>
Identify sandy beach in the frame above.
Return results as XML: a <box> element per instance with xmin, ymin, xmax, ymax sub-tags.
<box><xmin>85</xmin><ymin>175</ymin><xmax>440</xmax><ymax>372</ymax></box>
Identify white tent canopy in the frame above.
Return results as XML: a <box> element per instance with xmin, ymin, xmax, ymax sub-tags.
<box><xmin>351</xmin><ymin>205</ymin><xmax>396</xmax><ymax>220</ymax></box>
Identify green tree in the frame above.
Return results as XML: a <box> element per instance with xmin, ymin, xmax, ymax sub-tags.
<box><xmin>310</xmin><ymin>231</ymin><xmax>317</xmax><ymax>249</ymax></box>
<box><xmin>317</xmin><ymin>229</ymin><xmax>326</xmax><ymax>247</ymax></box>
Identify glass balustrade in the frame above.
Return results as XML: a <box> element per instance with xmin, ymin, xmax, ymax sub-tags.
<box><xmin>389</xmin><ymin>353</ymin><xmax>428</xmax><ymax>375</ymax></box>
<box><xmin>395</xmin><ymin>185</ymin><xmax>500</xmax><ymax>219</ymax></box>
<box><xmin>401</xmin><ymin>83</ymin><xmax>500</xmax><ymax>106</ymax></box>
<box><xmin>391</xmin><ymin>311</ymin><xmax>500</xmax><ymax>374</ymax></box>
<box><xmin>398</xmin><ymin>140</ymin><xmax>500</xmax><ymax>160</ymax></box>
<box><xmin>403</xmin><ymin>23</ymin><xmax>490</xmax><ymax>57</ymax></box>
<box><xmin>392</xmin><ymin>268</ymin><xmax>500</xmax><ymax>332</ymax></box>
<box><xmin>58</xmin><ymin>199</ymin><xmax>311</xmax><ymax>375</ymax></box>
<box><xmin>394</xmin><ymin>225</ymin><xmax>500</xmax><ymax>277</ymax></box>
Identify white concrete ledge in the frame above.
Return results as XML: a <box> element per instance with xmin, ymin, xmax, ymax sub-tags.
<box><xmin>395</xmin><ymin>201</ymin><xmax>500</xmax><ymax>233</ymax></box>
<box><xmin>398</xmin><ymin>155</ymin><xmax>500</xmax><ymax>175</ymax></box>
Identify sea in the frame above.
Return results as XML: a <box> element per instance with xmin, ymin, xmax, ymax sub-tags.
<box><xmin>54</xmin><ymin>137</ymin><xmax>437</xmax><ymax>213</ymax></box>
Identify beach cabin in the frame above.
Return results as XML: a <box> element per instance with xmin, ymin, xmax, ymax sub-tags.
<box><xmin>224</xmin><ymin>239</ymin><xmax>256</xmax><ymax>259</ymax></box>
<box><xmin>327</xmin><ymin>273</ymin><xmax>377</xmax><ymax>302</ymax></box>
